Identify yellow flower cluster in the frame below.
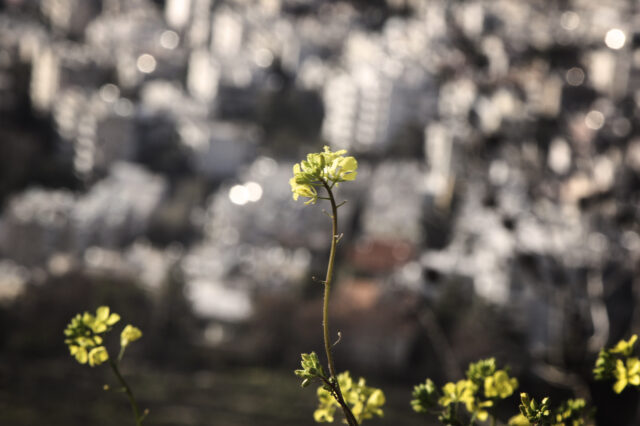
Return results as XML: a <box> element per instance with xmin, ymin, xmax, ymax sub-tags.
<box><xmin>290</xmin><ymin>146</ymin><xmax>357</xmax><ymax>204</ymax></box>
<box><xmin>412</xmin><ymin>358</ymin><xmax>519</xmax><ymax>424</ymax></box>
<box><xmin>611</xmin><ymin>334</ymin><xmax>638</xmax><ymax>357</ymax></box>
<box><xmin>64</xmin><ymin>306</ymin><xmax>142</xmax><ymax>367</ymax></box>
<box><xmin>484</xmin><ymin>370</ymin><xmax>519</xmax><ymax>399</ymax></box>
<box><xmin>594</xmin><ymin>334</ymin><xmax>640</xmax><ymax>394</ymax></box>
<box><xmin>439</xmin><ymin>380</ymin><xmax>493</xmax><ymax>422</ymax></box>
<box><xmin>314</xmin><ymin>371</ymin><xmax>385</xmax><ymax>423</ymax></box>
<box><xmin>64</xmin><ymin>306</ymin><xmax>120</xmax><ymax>366</ymax></box>
<box><xmin>613</xmin><ymin>357</ymin><xmax>640</xmax><ymax>394</ymax></box>
<box><xmin>509</xmin><ymin>394</ymin><xmax>589</xmax><ymax>426</ymax></box>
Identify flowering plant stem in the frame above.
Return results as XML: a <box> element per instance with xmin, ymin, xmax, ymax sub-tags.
<box><xmin>320</xmin><ymin>179</ymin><xmax>359</xmax><ymax>426</ymax></box>
<box><xmin>108</xmin><ymin>358</ymin><xmax>144</xmax><ymax>426</ymax></box>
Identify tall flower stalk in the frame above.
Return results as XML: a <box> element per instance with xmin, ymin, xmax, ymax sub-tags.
<box><xmin>291</xmin><ymin>147</ymin><xmax>384</xmax><ymax>425</ymax></box>
<box><xmin>64</xmin><ymin>306</ymin><xmax>146</xmax><ymax>425</ymax></box>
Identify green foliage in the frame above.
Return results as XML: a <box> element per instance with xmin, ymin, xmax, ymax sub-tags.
<box><xmin>411</xmin><ymin>378</ymin><xmax>439</xmax><ymax>414</ymax></box>
<box><xmin>516</xmin><ymin>393</ymin><xmax>551</xmax><ymax>425</ymax></box>
<box><xmin>289</xmin><ymin>146</ymin><xmax>358</xmax><ymax>204</ymax></box>
<box><xmin>593</xmin><ymin>334</ymin><xmax>640</xmax><ymax>393</ymax></box>
<box><xmin>592</xmin><ymin>349</ymin><xmax>615</xmax><ymax>381</ymax></box>
<box><xmin>509</xmin><ymin>394</ymin><xmax>591</xmax><ymax>426</ymax></box>
<box><xmin>466</xmin><ymin>358</ymin><xmax>497</xmax><ymax>386</ymax></box>
<box><xmin>554</xmin><ymin>398</ymin><xmax>591</xmax><ymax>426</ymax></box>
<box><xmin>314</xmin><ymin>372</ymin><xmax>385</xmax><ymax>424</ymax></box>
<box><xmin>295</xmin><ymin>352</ymin><xmax>327</xmax><ymax>387</ymax></box>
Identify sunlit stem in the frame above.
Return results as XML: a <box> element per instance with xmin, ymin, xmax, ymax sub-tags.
<box><xmin>108</xmin><ymin>358</ymin><xmax>144</xmax><ymax>426</ymax></box>
<box><xmin>118</xmin><ymin>345</ymin><xmax>126</xmax><ymax>363</ymax></box>
<box><xmin>320</xmin><ymin>179</ymin><xmax>358</xmax><ymax>426</ymax></box>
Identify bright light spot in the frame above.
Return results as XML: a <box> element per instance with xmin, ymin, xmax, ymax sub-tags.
<box><xmin>594</xmin><ymin>156</ymin><xmax>614</xmax><ymax>190</ymax></box>
<box><xmin>229</xmin><ymin>185</ymin><xmax>249</xmax><ymax>205</ymax></box>
<box><xmin>160</xmin><ymin>30</ymin><xmax>180</xmax><ymax>50</ymax></box>
<box><xmin>245</xmin><ymin>182</ymin><xmax>263</xmax><ymax>202</ymax></box>
<box><xmin>565</xmin><ymin>67</ymin><xmax>585</xmax><ymax>86</ymax></box>
<box><xmin>254</xmin><ymin>48</ymin><xmax>273</xmax><ymax>68</ymax></box>
<box><xmin>605</xmin><ymin>29</ymin><xmax>626</xmax><ymax>50</ymax></box>
<box><xmin>560</xmin><ymin>11</ymin><xmax>580</xmax><ymax>31</ymax></box>
<box><xmin>99</xmin><ymin>84</ymin><xmax>120</xmax><ymax>102</ymax></box>
<box><xmin>137</xmin><ymin>54</ymin><xmax>157</xmax><ymax>73</ymax></box>
<box><xmin>548</xmin><ymin>138</ymin><xmax>571</xmax><ymax>175</ymax></box>
<box><xmin>585</xmin><ymin>110</ymin><xmax>605</xmax><ymax>130</ymax></box>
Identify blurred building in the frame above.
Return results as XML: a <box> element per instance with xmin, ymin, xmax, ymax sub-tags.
<box><xmin>3</xmin><ymin>0</ymin><xmax>640</xmax><ymax>398</ymax></box>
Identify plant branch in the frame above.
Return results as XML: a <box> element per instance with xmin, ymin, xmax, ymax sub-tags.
<box><xmin>320</xmin><ymin>376</ymin><xmax>359</xmax><ymax>426</ymax></box>
<box><xmin>320</xmin><ymin>178</ymin><xmax>358</xmax><ymax>426</ymax></box>
<box><xmin>108</xmin><ymin>358</ymin><xmax>144</xmax><ymax>426</ymax></box>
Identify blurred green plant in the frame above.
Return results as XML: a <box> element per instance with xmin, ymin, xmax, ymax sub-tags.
<box><xmin>64</xmin><ymin>306</ymin><xmax>146</xmax><ymax>425</ymax></box>
<box><xmin>411</xmin><ymin>358</ymin><xmax>517</xmax><ymax>425</ymax></box>
<box><xmin>509</xmin><ymin>393</ymin><xmax>592</xmax><ymax>426</ymax></box>
<box><xmin>594</xmin><ymin>334</ymin><xmax>640</xmax><ymax>394</ymax></box>
<box><xmin>291</xmin><ymin>147</ymin><xmax>383</xmax><ymax>425</ymax></box>
<box><xmin>412</xmin><ymin>357</ymin><xmax>593</xmax><ymax>426</ymax></box>
<box><xmin>314</xmin><ymin>372</ymin><xmax>385</xmax><ymax>424</ymax></box>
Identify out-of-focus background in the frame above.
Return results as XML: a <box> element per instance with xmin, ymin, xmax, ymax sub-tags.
<box><xmin>1</xmin><ymin>0</ymin><xmax>639</xmax><ymax>424</ymax></box>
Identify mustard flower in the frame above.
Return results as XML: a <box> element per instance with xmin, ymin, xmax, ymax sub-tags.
<box><xmin>121</xmin><ymin>325</ymin><xmax>143</xmax><ymax>348</ymax></box>
<box><xmin>88</xmin><ymin>346</ymin><xmax>109</xmax><ymax>367</ymax></box>
<box><xmin>613</xmin><ymin>357</ymin><xmax>640</xmax><ymax>393</ymax></box>
<box><xmin>290</xmin><ymin>146</ymin><xmax>358</xmax><ymax>204</ymax></box>
<box><xmin>611</xmin><ymin>334</ymin><xmax>638</xmax><ymax>357</ymax></box>
<box><xmin>484</xmin><ymin>370</ymin><xmax>518</xmax><ymax>399</ymax></box>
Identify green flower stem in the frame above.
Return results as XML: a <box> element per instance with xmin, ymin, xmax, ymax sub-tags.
<box><xmin>321</xmin><ymin>179</ymin><xmax>338</xmax><ymax>379</ymax></box>
<box><xmin>320</xmin><ymin>179</ymin><xmax>358</xmax><ymax>426</ymax></box>
<box><xmin>108</xmin><ymin>358</ymin><xmax>143</xmax><ymax>426</ymax></box>
<box><xmin>320</xmin><ymin>376</ymin><xmax>359</xmax><ymax>426</ymax></box>
<box><xmin>118</xmin><ymin>345</ymin><xmax>126</xmax><ymax>363</ymax></box>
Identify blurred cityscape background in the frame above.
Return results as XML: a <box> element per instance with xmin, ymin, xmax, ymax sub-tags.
<box><xmin>1</xmin><ymin>0</ymin><xmax>640</xmax><ymax>424</ymax></box>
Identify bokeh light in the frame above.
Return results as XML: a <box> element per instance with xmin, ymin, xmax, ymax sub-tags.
<box><xmin>159</xmin><ymin>30</ymin><xmax>180</xmax><ymax>50</ymax></box>
<box><xmin>136</xmin><ymin>53</ymin><xmax>157</xmax><ymax>73</ymax></box>
<box><xmin>229</xmin><ymin>184</ymin><xmax>249</xmax><ymax>205</ymax></box>
<box><xmin>565</xmin><ymin>67</ymin><xmax>585</xmax><ymax>86</ymax></box>
<box><xmin>605</xmin><ymin>28</ymin><xmax>626</xmax><ymax>50</ymax></box>
<box><xmin>585</xmin><ymin>110</ymin><xmax>605</xmax><ymax>130</ymax></box>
